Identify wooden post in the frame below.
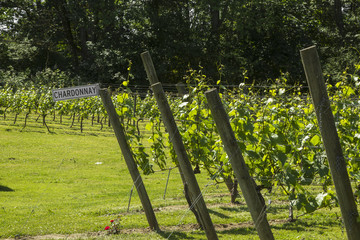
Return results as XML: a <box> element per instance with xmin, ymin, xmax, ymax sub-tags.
<box><xmin>300</xmin><ymin>46</ymin><xmax>360</xmax><ymax>240</ymax></box>
<box><xmin>99</xmin><ymin>89</ymin><xmax>159</xmax><ymax>231</ymax></box>
<box><xmin>176</xmin><ymin>82</ymin><xmax>187</xmax><ymax>97</ymax></box>
<box><xmin>205</xmin><ymin>88</ymin><xmax>275</xmax><ymax>240</ymax></box>
<box><xmin>141</xmin><ymin>51</ymin><xmax>218</xmax><ymax>240</ymax></box>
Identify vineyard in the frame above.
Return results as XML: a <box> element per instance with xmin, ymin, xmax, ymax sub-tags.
<box><xmin>3</xmin><ymin>0</ymin><xmax>360</xmax><ymax>238</ymax></box>
<box><xmin>1</xmin><ymin>65</ymin><xmax>360</xmax><ymax>222</ymax></box>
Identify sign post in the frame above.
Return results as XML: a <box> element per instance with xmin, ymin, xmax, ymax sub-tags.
<box><xmin>51</xmin><ymin>85</ymin><xmax>159</xmax><ymax>231</ymax></box>
<box><xmin>52</xmin><ymin>84</ymin><xmax>100</xmax><ymax>101</ymax></box>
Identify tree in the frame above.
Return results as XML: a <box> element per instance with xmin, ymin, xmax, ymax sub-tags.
<box><xmin>1</xmin><ymin>0</ymin><xmax>360</xmax><ymax>86</ymax></box>
<box><xmin>334</xmin><ymin>0</ymin><xmax>345</xmax><ymax>37</ymax></box>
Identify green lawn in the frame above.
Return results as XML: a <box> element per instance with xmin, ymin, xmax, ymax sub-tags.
<box><xmin>0</xmin><ymin>115</ymin><xmax>350</xmax><ymax>239</ymax></box>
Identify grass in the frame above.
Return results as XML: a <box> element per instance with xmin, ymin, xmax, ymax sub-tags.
<box><xmin>0</xmin><ymin>113</ymin><xmax>350</xmax><ymax>239</ymax></box>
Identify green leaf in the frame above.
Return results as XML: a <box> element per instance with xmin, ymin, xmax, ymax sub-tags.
<box><xmin>285</xmin><ymin>169</ymin><xmax>299</xmax><ymax>187</ymax></box>
<box><xmin>310</xmin><ymin>135</ymin><xmax>321</xmax><ymax>146</ymax></box>
<box><xmin>305</xmin><ymin>197</ymin><xmax>318</xmax><ymax>213</ymax></box>
<box><xmin>246</xmin><ymin>133</ymin><xmax>258</xmax><ymax>144</ymax></box>
<box><xmin>318</xmin><ymin>164</ymin><xmax>329</xmax><ymax>177</ymax></box>
<box><xmin>246</xmin><ymin>150</ymin><xmax>259</xmax><ymax>159</ymax></box>
<box><xmin>342</xmin><ymin>86</ymin><xmax>355</xmax><ymax>97</ymax></box>
<box><xmin>145</xmin><ymin>122</ymin><xmax>153</xmax><ymax>131</ymax></box>
<box><xmin>275</xmin><ymin>150</ymin><xmax>287</xmax><ymax>166</ymax></box>
<box><xmin>315</xmin><ymin>192</ymin><xmax>328</xmax><ymax>206</ymax></box>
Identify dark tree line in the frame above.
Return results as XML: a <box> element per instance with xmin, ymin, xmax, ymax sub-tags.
<box><xmin>1</xmin><ymin>0</ymin><xmax>360</xmax><ymax>87</ymax></box>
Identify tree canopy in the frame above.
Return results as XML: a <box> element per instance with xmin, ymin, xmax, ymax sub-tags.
<box><xmin>1</xmin><ymin>0</ymin><xmax>360</xmax><ymax>87</ymax></box>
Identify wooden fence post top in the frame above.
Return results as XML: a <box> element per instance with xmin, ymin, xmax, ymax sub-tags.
<box><xmin>205</xmin><ymin>88</ymin><xmax>218</xmax><ymax>96</ymax></box>
<box><xmin>204</xmin><ymin>88</ymin><xmax>223</xmax><ymax>112</ymax></box>
<box><xmin>300</xmin><ymin>45</ymin><xmax>317</xmax><ymax>52</ymax></box>
<box><xmin>205</xmin><ymin>88</ymin><xmax>216</xmax><ymax>93</ymax></box>
<box><xmin>141</xmin><ymin>51</ymin><xmax>159</xmax><ymax>85</ymax></box>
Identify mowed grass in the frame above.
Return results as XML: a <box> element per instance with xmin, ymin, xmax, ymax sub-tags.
<box><xmin>0</xmin><ymin>115</ymin><xmax>350</xmax><ymax>239</ymax></box>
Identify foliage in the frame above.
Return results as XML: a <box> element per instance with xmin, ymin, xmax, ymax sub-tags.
<box><xmin>1</xmin><ymin>1</ymin><xmax>360</xmax><ymax>85</ymax></box>
<box><xmin>1</xmin><ymin>66</ymin><xmax>360</xmax><ymax>215</ymax></box>
<box><xmin>0</xmin><ymin>67</ymin><xmax>75</xmax><ymax>89</ymax></box>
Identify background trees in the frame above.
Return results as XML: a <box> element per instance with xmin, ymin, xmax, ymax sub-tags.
<box><xmin>1</xmin><ymin>0</ymin><xmax>359</xmax><ymax>87</ymax></box>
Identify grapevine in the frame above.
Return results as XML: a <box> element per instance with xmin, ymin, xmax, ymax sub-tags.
<box><xmin>1</xmin><ymin>68</ymin><xmax>360</xmax><ymax>218</ymax></box>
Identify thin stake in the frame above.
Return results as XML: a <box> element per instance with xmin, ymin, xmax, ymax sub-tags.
<box><xmin>127</xmin><ymin>184</ymin><xmax>135</xmax><ymax>212</ymax></box>
<box><xmin>163</xmin><ymin>168</ymin><xmax>172</xmax><ymax>200</ymax></box>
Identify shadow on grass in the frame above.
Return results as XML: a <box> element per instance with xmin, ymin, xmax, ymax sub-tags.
<box><xmin>271</xmin><ymin>221</ymin><xmax>306</xmax><ymax>232</ymax></box>
<box><xmin>157</xmin><ymin>230</ymin><xmax>195</xmax><ymax>239</ymax></box>
<box><xmin>217</xmin><ymin>226</ymin><xmax>255</xmax><ymax>235</ymax></box>
<box><xmin>266</xmin><ymin>204</ymin><xmax>289</xmax><ymax>214</ymax></box>
<box><xmin>273</xmin><ymin>217</ymin><xmax>340</xmax><ymax>231</ymax></box>
<box><xmin>270</xmin><ymin>217</ymin><xmax>340</xmax><ymax>233</ymax></box>
<box><xmin>219</xmin><ymin>205</ymin><xmax>248</xmax><ymax>212</ymax></box>
<box><xmin>208</xmin><ymin>209</ymin><xmax>231</xmax><ymax>219</ymax></box>
<box><xmin>0</xmin><ymin>185</ymin><xmax>14</xmax><ymax>192</ymax></box>
<box><xmin>156</xmin><ymin>224</ymin><xmax>257</xmax><ymax>239</ymax></box>
<box><xmin>219</xmin><ymin>202</ymin><xmax>289</xmax><ymax>216</ymax></box>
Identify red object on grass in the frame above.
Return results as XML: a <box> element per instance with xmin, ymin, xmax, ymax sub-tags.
<box><xmin>110</xmin><ymin>220</ymin><xmax>114</xmax><ymax>223</ymax></box>
<box><xmin>105</xmin><ymin>226</ymin><xmax>110</xmax><ymax>230</ymax></box>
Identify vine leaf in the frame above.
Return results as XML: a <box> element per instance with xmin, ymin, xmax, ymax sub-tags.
<box><xmin>310</xmin><ymin>135</ymin><xmax>321</xmax><ymax>146</ymax></box>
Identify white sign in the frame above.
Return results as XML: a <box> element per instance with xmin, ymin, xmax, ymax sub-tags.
<box><xmin>52</xmin><ymin>84</ymin><xmax>100</xmax><ymax>102</ymax></box>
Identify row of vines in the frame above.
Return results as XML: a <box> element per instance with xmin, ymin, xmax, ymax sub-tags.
<box><xmin>1</xmin><ymin>68</ymin><xmax>360</xmax><ymax>220</ymax></box>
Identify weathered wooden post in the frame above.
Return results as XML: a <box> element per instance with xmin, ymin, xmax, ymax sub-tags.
<box><xmin>300</xmin><ymin>45</ymin><xmax>360</xmax><ymax>240</ymax></box>
<box><xmin>99</xmin><ymin>89</ymin><xmax>159</xmax><ymax>231</ymax></box>
<box><xmin>141</xmin><ymin>51</ymin><xmax>218</xmax><ymax>240</ymax></box>
<box><xmin>176</xmin><ymin>82</ymin><xmax>187</xmax><ymax>97</ymax></box>
<box><xmin>205</xmin><ymin>88</ymin><xmax>275</xmax><ymax>240</ymax></box>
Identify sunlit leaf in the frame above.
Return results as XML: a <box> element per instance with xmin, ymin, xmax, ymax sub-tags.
<box><xmin>310</xmin><ymin>135</ymin><xmax>321</xmax><ymax>146</ymax></box>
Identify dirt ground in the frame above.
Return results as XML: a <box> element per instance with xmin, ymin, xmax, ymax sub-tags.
<box><xmin>6</xmin><ymin>219</ymin><xmax>288</xmax><ymax>240</ymax></box>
